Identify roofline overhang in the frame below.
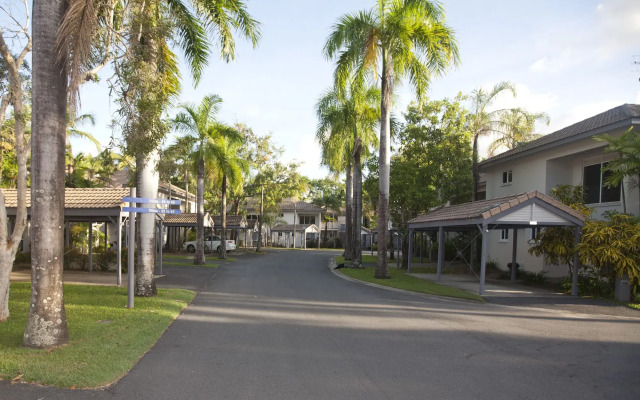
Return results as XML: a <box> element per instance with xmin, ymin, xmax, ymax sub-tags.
<box><xmin>479</xmin><ymin>118</ymin><xmax>640</xmax><ymax>170</ymax></box>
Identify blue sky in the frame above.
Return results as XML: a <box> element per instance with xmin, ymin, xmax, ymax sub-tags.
<box><xmin>74</xmin><ymin>0</ymin><xmax>640</xmax><ymax>179</ymax></box>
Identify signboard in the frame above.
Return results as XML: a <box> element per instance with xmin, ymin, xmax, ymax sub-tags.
<box><xmin>123</xmin><ymin>197</ymin><xmax>181</xmax><ymax>205</ymax></box>
<box><xmin>122</xmin><ymin>206</ymin><xmax>181</xmax><ymax>214</ymax></box>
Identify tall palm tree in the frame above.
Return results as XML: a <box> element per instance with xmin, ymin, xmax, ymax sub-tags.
<box><xmin>324</xmin><ymin>0</ymin><xmax>459</xmax><ymax>278</ymax></box>
<box><xmin>23</xmin><ymin>0</ymin><xmax>69</xmax><ymax>348</ymax></box>
<box><xmin>467</xmin><ymin>81</ymin><xmax>516</xmax><ymax>201</ymax></box>
<box><xmin>488</xmin><ymin>108</ymin><xmax>549</xmax><ymax>156</ymax></box>
<box><xmin>206</xmin><ymin>130</ymin><xmax>247</xmax><ymax>259</ymax></box>
<box><xmin>316</xmin><ymin>82</ymin><xmax>379</xmax><ymax>267</ymax></box>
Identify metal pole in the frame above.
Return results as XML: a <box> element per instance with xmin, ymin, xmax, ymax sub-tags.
<box><xmin>159</xmin><ymin>220</ymin><xmax>163</xmax><ymax>275</ymax></box>
<box><xmin>479</xmin><ymin>224</ymin><xmax>488</xmax><ymax>296</ymax></box>
<box><xmin>437</xmin><ymin>227</ymin><xmax>445</xmax><ymax>281</ymax></box>
<box><xmin>408</xmin><ymin>229</ymin><xmax>414</xmax><ymax>273</ymax></box>
<box><xmin>88</xmin><ymin>220</ymin><xmax>93</xmax><ymax>273</ymax></box>
<box><xmin>117</xmin><ymin>214</ymin><xmax>122</xmax><ymax>286</ymax></box>
<box><xmin>572</xmin><ymin>228</ymin><xmax>580</xmax><ymax>297</ymax></box>
<box><xmin>128</xmin><ymin>188</ymin><xmax>136</xmax><ymax>308</ymax></box>
<box><xmin>511</xmin><ymin>228</ymin><xmax>518</xmax><ymax>283</ymax></box>
<box><xmin>293</xmin><ymin>201</ymin><xmax>297</xmax><ymax>248</ymax></box>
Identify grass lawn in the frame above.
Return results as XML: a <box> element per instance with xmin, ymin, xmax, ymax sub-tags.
<box><xmin>338</xmin><ymin>267</ymin><xmax>483</xmax><ymax>302</ymax></box>
<box><xmin>335</xmin><ymin>255</ymin><xmax>378</xmax><ymax>265</ymax></box>
<box><xmin>0</xmin><ymin>283</ymin><xmax>195</xmax><ymax>388</ymax></box>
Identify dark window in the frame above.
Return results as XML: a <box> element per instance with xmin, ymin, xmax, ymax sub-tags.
<box><xmin>299</xmin><ymin>216</ymin><xmax>315</xmax><ymax>225</ymax></box>
<box><xmin>583</xmin><ymin>162</ymin><xmax>621</xmax><ymax>204</ymax></box>
<box><xmin>500</xmin><ymin>229</ymin><xmax>509</xmax><ymax>241</ymax></box>
<box><xmin>502</xmin><ymin>170</ymin><xmax>512</xmax><ymax>184</ymax></box>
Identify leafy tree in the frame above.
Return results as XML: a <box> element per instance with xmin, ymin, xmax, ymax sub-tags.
<box><xmin>391</xmin><ymin>98</ymin><xmax>473</xmax><ymax>268</ymax></box>
<box><xmin>488</xmin><ymin>108</ymin><xmax>549</xmax><ymax>156</ymax></box>
<box><xmin>578</xmin><ymin>212</ymin><xmax>640</xmax><ymax>286</ymax></box>
<box><xmin>0</xmin><ymin>0</ymin><xmax>31</xmax><ymax>323</ymax></box>
<box><xmin>596</xmin><ymin>127</ymin><xmax>640</xmax><ymax>213</ymax></box>
<box><xmin>324</xmin><ymin>0</ymin><xmax>459</xmax><ymax>277</ymax></box>
<box><xmin>528</xmin><ymin>185</ymin><xmax>591</xmax><ymax>278</ymax></box>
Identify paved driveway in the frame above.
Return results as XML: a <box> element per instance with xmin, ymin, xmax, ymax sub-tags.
<box><xmin>3</xmin><ymin>249</ymin><xmax>640</xmax><ymax>399</ymax></box>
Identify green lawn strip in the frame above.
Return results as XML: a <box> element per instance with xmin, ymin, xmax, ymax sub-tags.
<box><xmin>163</xmin><ymin>260</ymin><xmax>219</xmax><ymax>268</ymax></box>
<box><xmin>338</xmin><ymin>267</ymin><xmax>483</xmax><ymax>302</ymax></box>
<box><xmin>0</xmin><ymin>283</ymin><xmax>195</xmax><ymax>388</ymax></box>
<box><xmin>335</xmin><ymin>255</ymin><xmax>377</xmax><ymax>265</ymax></box>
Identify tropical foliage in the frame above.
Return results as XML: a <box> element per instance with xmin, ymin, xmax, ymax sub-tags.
<box><xmin>324</xmin><ymin>0</ymin><xmax>459</xmax><ymax>277</ymax></box>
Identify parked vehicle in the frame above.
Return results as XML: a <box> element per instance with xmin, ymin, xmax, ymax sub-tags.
<box><xmin>183</xmin><ymin>236</ymin><xmax>236</xmax><ymax>254</ymax></box>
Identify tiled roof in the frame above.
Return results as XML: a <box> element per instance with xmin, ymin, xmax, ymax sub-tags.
<box><xmin>212</xmin><ymin>215</ymin><xmax>246</xmax><ymax>228</ymax></box>
<box><xmin>408</xmin><ymin>191</ymin><xmax>586</xmax><ymax>225</ymax></box>
<box><xmin>480</xmin><ymin>104</ymin><xmax>640</xmax><ymax>167</ymax></box>
<box><xmin>163</xmin><ymin>212</ymin><xmax>213</xmax><ymax>227</ymax></box>
<box><xmin>271</xmin><ymin>224</ymin><xmax>317</xmax><ymax>232</ymax></box>
<box><xmin>1</xmin><ymin>188</ymin><xmax>130</xmax><ymax>208</ymax></box>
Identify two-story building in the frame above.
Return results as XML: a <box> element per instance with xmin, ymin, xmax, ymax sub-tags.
<box><xmin>478</xmin><ymin>103</ymin><xmax>639</xmax><ymax>276</ymax></box>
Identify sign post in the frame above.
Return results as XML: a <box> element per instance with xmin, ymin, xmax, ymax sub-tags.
<box><xmin>127</xmin><ymin>188</ymin><xmax>136</xmax><ymax>309</ymax></box>
<box><xmin>122</xmin><ymin>195</ymin><xmax>181</xmax><ymax>308</ymax></box>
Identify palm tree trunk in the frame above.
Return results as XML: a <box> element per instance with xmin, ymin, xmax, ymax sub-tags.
<box><xmin>375</xmin><ymin>55</ymin><xmax>392</xmax><ymax>279</ymax></box>
<box><xmin>135</xmin><ymin>149</ymin><xmax>159</xmax><ymax>297</ymax></box>
<box><xmin>344</xmin><ymin>160</ymin><xmax>353</xmax><ymax>261</ymax></box>
<box><xmin>472</xmin><ymin>134</ymin><xmax>480</xmax><ymax>202</ymax></box>
<box><xmin>195</xmin><ymin>157</ymin><xmax>205</xmax><ymax>264</ymax></box>
<box><xmin>353</xmin><ymin>146</ymin><xmax>363</xmax><ymax>268</ymax></box>
<box><xmin>23</xmin><ymin>0</ymin><xmax>69</xmax><ymax>347</ymax></box>
<box><xmin>220</xmin><ymin>175</ymin><xmax>227</xmax><ymax>259</ymax></box>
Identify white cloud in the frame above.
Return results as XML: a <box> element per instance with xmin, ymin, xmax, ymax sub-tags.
<box><xmin>546</xmin><ymin>100</ymin><xmax>621</xmax><ymax>134</ymax></box>
<box><xmin>488</xmin><ymin>83</ymin><xmax>558</xmax><ymax>117</ymax></box>
<box><xmin>596</xmin><ymin>0</ymin><xmax>640</xmax><ymax>56</ymax></box>
<box><xmin>635</xmin><ymin>90</ymin><xmax>640</xmax><ymax>105</ymax></box>
<box><xmin>281</xmin><ymin>132</ymin><xmax>329</xmax><ymax>180</ymax></box>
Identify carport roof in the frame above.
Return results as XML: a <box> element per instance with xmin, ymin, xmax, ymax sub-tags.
<box><xmin>408</xmin><ymin>191</ymin><xmax>586</xmax><ymax>230</ymax></box>
<box><xmin>163</xmin><ymin>212</ymin><xmax>213</xmax><ymax>227</ymax></box>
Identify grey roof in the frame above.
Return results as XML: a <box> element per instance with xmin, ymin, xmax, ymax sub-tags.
<box><xmin>244</xmin><ymin>198</ymin><xmax>324</xmax><ymax>213</ymax></box>
<box><xmin>479</xmin><ymin>104</ymin><xmax>640</xmax><ymax>168</ymax></box>
<box><xmin>2</xmin><ymin>187</ymin><xmax>129</xmax><ymax>209</ymax></box>
<box><xmin>212</xmin><ymin>215</ymin><xmax>247</xmax><ymax>229</ymax></box>
<box><xmin>163</xmin><ymin>213</ymin><xmax>214</xmax><ymax>227</ymax></box>
<box><xmin>408</xmin><ymin>191</ymin><xmax>586</xmax><ymax>227</ymax></box>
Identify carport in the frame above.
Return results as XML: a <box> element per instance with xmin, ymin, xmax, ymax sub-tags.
<box><xmin>3</xmin><ymin>187</ymin><xmax>130</xmax><ymax>284</ymax></box>
<box><xmin>270</xmin><ymin>224</ymin><xmax>320</xmax><ymax>249</ymax></box>
<box><xmin>407</xmin><ymin>191</ymin><xmax>586</xmax><ymax>296</ymax></box>
<box><xmin>163</xmin><ymin>213</ymin><xmax>214</xmax><ymax>251</ymax></box>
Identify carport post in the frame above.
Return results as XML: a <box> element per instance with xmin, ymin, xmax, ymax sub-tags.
<box><xmin>511</xmin><ymin>228</ymin><xmax>518</xmax><ymax>283</ymax></box>
<box><xmin>128</xmin><ymin>188</ymin><xmax>136</xmax><ymax>309</ymax></box>
<box><xmin>572</xmin><ymin>227</ymin><xmax>581</xmax><ymax>297</ymax></box>
<box><xmin>117</xmin><ymin>213</ymin><xmax>122</xmax><ymax>286</ymax></box>
<box><xmin>479</xmin><ymin>223</ymin><xmax>488</xmax><ymax>295</ymax></box>
<box><xmin>407</xmin><ymin>229</ymin><xmax>414</xmax><ymax>273</ymax></box>
<box><xmin>436</xmin><ymin>226</ymin><xmax>444</xmax><ymax>282</ymax></box>
<box><xmin>88</xmin><ymin>220</ymin><xmax>93</xmax><ymax>273</ymax></box>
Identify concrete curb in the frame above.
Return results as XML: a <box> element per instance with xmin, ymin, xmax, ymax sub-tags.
<box><xmin>327</xmin><ymin>257</ymin><xmax>482</xmax><ymax>304</ymax></box>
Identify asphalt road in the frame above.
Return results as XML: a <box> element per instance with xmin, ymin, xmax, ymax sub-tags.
<box><xmin>3</xmin><ymin>249</ymin><xmax>640</xmax><ymax>399</ymax></box>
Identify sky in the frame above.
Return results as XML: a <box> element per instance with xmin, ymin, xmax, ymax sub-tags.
<box><xmin>72</xmin><ymin>0</ymin><xmax>640</xmax><ymax>179</ymax></box>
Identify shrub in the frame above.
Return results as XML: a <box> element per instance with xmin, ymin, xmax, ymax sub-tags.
<box><xmin>560</xmin><ymin>267</ymin><xmax>614</xmax><ymax>298</ymax></box>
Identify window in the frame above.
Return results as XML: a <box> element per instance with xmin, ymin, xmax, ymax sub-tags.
<box><xmin>502</xmin><ymin>170</ymin><xmax>512</xmax><ymax>184</ymax></box>
<box><xmin>583</xmin><ymin>162</ymin><xmax>621</xmax><ymax>204</ymax></box>
<box><xmin>299</xmin><ymin>216</ymin><xmax>315</xmax><ymax>225</ymax></box>
<box><xmin>500</xmin><ymin>229</ymin><xmax>509</xmax><ymax>242</ymax></box>
<box><xmin>529</xmin><ymin>227</ymin><xmax>539</xmax><ymax>241</ymax></box>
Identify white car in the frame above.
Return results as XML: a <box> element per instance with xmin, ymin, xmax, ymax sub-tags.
<box><xmin>183</xmin><ymin>235</ymin><xmax>236</xmax><ymax>254</ymax></box>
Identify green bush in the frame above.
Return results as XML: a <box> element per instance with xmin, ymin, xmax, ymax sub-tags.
<box><xmin>520</xmin><ymin>270</ymin><xmax>547</xmax><ymax>285</ymax></box>
<box><xmin>14</xmin><ymin>251</ymin><xmax>30</xmax><ymax>265</ymax></box>
<box><xmin>560</xmin><ymin>268</ymin><xmax>614</xmax><ymax>298</ymax></box>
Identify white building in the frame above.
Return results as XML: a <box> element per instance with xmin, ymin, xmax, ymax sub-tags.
<box><xmin>478</xmin><ymin>103</ymin><xmax>640</xmax><ymax>276</ymax></box>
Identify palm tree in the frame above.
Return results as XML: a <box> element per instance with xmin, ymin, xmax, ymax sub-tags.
<box><xmin>324</xmin><ymin>0</ymin><xmax>459</xmax><ymax>278</ymax></box>
<box><xmin>467</xmin><ymin>81</ymin><xmax>516</xmax><ymax>201</ymax></box>
<box><xmin>23</xmin><ymin>0</ymin><xmax>69</xmax><ymax>348</ymax></box>
<box><xmin>206</xmin><ymin>130</ymin><xmax>247</xmax><ymax>259</ymax></box>
<box><xmin>487</xmin><ymin>108</ymin><xmax>549</xmax><ymax>156</ymax></box>
<box><xmin>316</xmin><ymin>82</ymin><xmax>379</xmax><ymax>267</ymax></box>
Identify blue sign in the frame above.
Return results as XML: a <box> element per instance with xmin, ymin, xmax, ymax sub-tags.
<box><xmin>122</xmin><ymin>197</ymin><xmax>181</xmax><ymax>205</ymax></box>
<box><xmin>122</xmin><ymin>207</ymin><xmax>182</xmax><ymax>214</ymax></box>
